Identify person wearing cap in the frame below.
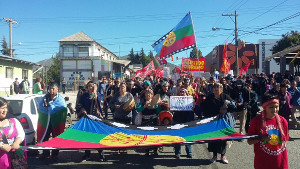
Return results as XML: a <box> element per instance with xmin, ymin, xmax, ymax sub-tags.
<box><xmin>202</xmin><ymin>83</ymin><xmax>234</xmax><ymax>164</ymax></box>
<box><xmin>78</xmin><ymin>81</ymin><xmax>106</xmax><ymax>162</ymax></box>
<box><xmin>231</xmin><ymin>79</ymin><xmax>250</xmax><ymax>134</ymax></box>
<box><xmin>173</xmin><ymin>88</ymin><xmax>195</xmax><ymax>159</ymax></box>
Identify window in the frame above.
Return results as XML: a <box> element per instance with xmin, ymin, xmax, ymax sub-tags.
<box><xmin>6</xmin><ymin>67</ymin><xmax>13</xmax><ymax>79</ymax></box>
<box><xmin>30</xmin><ymin>100</ymin><xmax>37</xmax><ymax>115</ymax></box>
<box><xmin>22</xmin><ymin>69</ymin><xmax>28</xmax><ymax>79</ymax></box>
<box><xmin>63</xmin><ymin>46</ymin><xmax>74</xmax><ymax>57</ymax></box>
<box><xmin>78</xmin><ymin>47</ymin><xmax>88</xmax><ymax>52</ymax></box>
<box><xmin>78</xmin><ymin>47</ymin><xmax>89</xmax><ymax>57</ymax></box>
<box><xmin>6</xmin><ymin>100</ymin><xmax>23</xmax><ymax>116</ymax></box>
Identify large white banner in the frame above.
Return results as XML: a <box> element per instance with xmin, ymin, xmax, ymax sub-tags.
<box><xmin>170</xmin><ymin>96</ymin><xmax>194</xmax><ymax>111</ymax></box>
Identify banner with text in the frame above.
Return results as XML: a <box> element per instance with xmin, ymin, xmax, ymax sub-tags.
<box><xmin>181</xmin><ymin>58</ymin><xmax>206</xmax><ymax>72</ymax></box>
<box><xmin>170</xmin><ymin>96</ymin><xmax>194</xmax><ymax>111</ymax></box>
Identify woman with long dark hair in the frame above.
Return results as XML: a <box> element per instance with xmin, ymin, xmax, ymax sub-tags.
<box><xmin>0</xmin><ymin>97</ymin><xmax>26</xmax><ymax>168</ymax></box>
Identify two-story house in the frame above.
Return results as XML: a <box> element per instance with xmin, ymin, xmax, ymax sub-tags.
<box><xmin>59</xmin><ymin>32</ymin><xmax>131</xmax><ymax>85</ymax></box>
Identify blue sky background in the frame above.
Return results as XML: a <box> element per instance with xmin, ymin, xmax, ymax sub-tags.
<box><xmin>1</xmin><ymin>0</ymin><xmax>299</xmax><ymax>65</ymax></box>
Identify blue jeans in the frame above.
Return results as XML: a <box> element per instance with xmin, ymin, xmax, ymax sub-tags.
<box><xmin>174</xmin><ymin>144</ymin><xmax>192</xmax><ymax>156</ymax></box>
<box><xmin>62</xmin><ymin>85</ymin><xmax>66</xmax><ymax>94</ymax></box>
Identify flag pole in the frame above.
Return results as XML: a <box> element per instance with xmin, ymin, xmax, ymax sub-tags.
<box><xmin>190</xmin><ymin>11</ymin><xmax>201</xmax><ymax>75</ymax></box>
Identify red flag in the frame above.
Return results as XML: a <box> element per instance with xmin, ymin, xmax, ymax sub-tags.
<box><xmin>175</xmin><ymin>67</ymin><xmax>182</xmax><ymax>74</ymax></box>
<box><xmin>154</xmin><ymin>68</ymin><xmax>164</xmax><ymax>77</ymax></box>
<box><xmin>239</xmin><ymin>59</ymin><xmax>253</xmax><ymax>76</ymax></box>
<box><xmin>220</xmin><ymin>42</ymin><xmax>230</xmax><ymax>74</ymax></box>
<box><xmin>132</xmin><ymin>61</ymin><xmax>155</xmax><ymax>79</ymax></box>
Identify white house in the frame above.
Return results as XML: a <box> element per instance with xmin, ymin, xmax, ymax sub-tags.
<box><xmin>59</xmin><ymin>32</ymin><xmax>131</xmax><ymax>85</ymax></box>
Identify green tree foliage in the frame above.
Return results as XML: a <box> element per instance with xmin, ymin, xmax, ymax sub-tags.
<box><xmin>148</xmin><ymin>50</ymin><xmax>158</xmax><ymax>68</ymax></box>
<box><xmin>1</xmin><ymin>36</ymin><xmax>10</xmax><ymax>56</ymax></box>
<box><xmin>272</xmin><ymin>31</ymin><xmax>300</xmax><ymax>65</ymax></box>
<box><xmin>46</xmin><ymin>53</ymin><xmax>61</xmax><ymax>85</ymax></box>
<box><xmin>189</xmin><ymin>47</ymin><xmax>203</xmax><ymax>58</ymax></box>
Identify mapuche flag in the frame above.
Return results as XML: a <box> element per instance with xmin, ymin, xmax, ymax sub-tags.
<box><xmin>37</xmin><ymin>94</ymin><xmax>68</xmax><ymax>143</ymax></box>
<box><xmin>220</xmin><ymin>42</ymin><xmax>230</xmax><ymax>74</ymax></box>
<box><xmin>152</xmin><ymin>12</ymin><xmax>196</xmax><ymax>61</ymax></box>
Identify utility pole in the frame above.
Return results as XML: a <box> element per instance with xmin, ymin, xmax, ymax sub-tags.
<box><xmin>222</xmin><ymin>11</ymin><xmax>238</xmax><ymax>75</ymax></box>
<box><xmin>3</xmin><ymin>18</ymin><xmax>18</xmax><ymax>58</ymax></box>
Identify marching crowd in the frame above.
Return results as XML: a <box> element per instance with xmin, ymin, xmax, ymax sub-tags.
<box><xmin>1</xmin><ymin>71</ymin><xmax>299</xmax><ymax>168</ymax></box>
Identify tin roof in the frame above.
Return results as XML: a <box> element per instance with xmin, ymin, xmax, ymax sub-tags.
<box><xmin>0</xmin><ymin>54</ymin><xmax>41</xmax><ymax>66</ymax></box>
<box><xmin>59</xmin><ymin>32</ymin><xmax>95</xmax><ymax>42</ymax></box>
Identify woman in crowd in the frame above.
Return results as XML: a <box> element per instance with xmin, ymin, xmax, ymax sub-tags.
<box><xmin>109</xmin><ymin>82</ymin><xmax>134</xmax><ymax>124</ymax></box>
<box><xmin>247</xmin><ymin>92</ymin><xmax>289</xmax><ymax>169</ymax></box>
<box><xmin>78</xmin><ymin>81</ymin><xmax>105</xmax><ymax>162</ymax></box>
<box><xmin>173</xmin><ymin>88</ymin><xmax>195</xmax><ymax>159</ymax></box>
<box><xmin>195</xmin><ymin>78</ymin><xmax>207</xmax><ymax>119</ymax></box>
<box><xmin>202</xmin><ymin>83</ymin><xmax>233</xmax><ymax>164</ymax></box>
<box><xmin>33</xmin><ymin>77</ymin><xmax>43</xmax><ymax>94</ymax></box>
<box><xmin>136</xmin><ymin>89</ymin><xmax>161</xmax><ymax>156</ymax></box>
<box><xmin>0</xmin><ymin>97</ymin><xmax>26</xmax><ymax>168</ymax></box>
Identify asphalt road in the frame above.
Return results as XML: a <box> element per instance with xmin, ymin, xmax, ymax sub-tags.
<box><xmin>27</xmin><ymin>92</ymin><xmax>300</xmax><ymax>169</ymax></box>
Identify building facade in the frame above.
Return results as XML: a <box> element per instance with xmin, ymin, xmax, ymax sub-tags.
<box><xmin>59</xmin><ymin>32</ymin><xmax>131</xmax><ymax>86</ymax></box>
<box><xmin>0</xmin><ymin>55</ymin><xmax>40</xmax><ymax>96</ymax></box>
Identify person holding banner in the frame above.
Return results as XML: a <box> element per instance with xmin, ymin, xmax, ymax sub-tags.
<box><xmin>202</xmin><ymin>83</ymin><xmax>234</xmax><ymax>164</ymax></box>
<box><xmin>136</xmin><ymin>89</ymin><xmax>161</xmax><ymax>156</ymax></box>
<box><xmin>173</xmin><ymin>88</ymin><xmax>195</xmax><ymax>159</ymax></box>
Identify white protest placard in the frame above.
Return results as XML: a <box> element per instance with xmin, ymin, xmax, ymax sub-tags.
<box><xmin>170</xmin><ymin>96</ymin><xmax>194</xmax><ymax>111</ymax></box>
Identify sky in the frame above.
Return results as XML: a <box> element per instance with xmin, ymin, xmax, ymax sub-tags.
<box><xmin>1</xmin><ymin>0</ymin><xmax>299</xmax><ymax>65</ymax></box>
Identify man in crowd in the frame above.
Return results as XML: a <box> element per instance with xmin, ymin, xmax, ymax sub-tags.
<box><xmin>37</xmin><ymin>83</ymin><xmax>68</xmax><ymax>161</ymax></box>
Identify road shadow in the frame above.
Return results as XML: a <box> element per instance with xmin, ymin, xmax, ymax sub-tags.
<box><xmin>28</xmin><ymin>150</ymin><xmax>212</xmax><ymax>169</ymax></box>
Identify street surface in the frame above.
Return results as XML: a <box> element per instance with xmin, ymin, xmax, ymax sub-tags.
<box><xmin>27</xmin><ymin>92</ymin><xmax>300</xmax><ymax>169</ymax></box>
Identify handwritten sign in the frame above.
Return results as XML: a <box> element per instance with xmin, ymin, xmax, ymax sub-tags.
<box><xmin>170</xmin><ymin>96</ymin><xmax>194</xmax><ymax>111</ymax></box>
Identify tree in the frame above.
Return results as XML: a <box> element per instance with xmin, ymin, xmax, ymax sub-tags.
<box><xmin>189</xmin><ymin>47</ymin><xmax>203</xmax><ymax>58</ymax></box>
<box><xmin>148</xmin><ymin>50</ymin><xmax>158</xmax><ymax>68</ymax></box>
<box><xmin>1</xmin><ymin>36</ymin><xmax>10</xmax><ymax>56</ymax></box>
<box><xmin>46</xmin><ymin>53</ymin><xmax>61</xmax><ymax>85</ymax></box>
<box><xmin>271</xmin><ymin>31</ymin><xmax>300</xmax><ymax>70</ymax></box>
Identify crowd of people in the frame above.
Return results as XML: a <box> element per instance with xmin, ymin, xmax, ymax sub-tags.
<box><xmin>73</xmin><ymin>71</ymin><xmax>298</xmax><ymax>167</ymax></box>
<box><xmin>1</xmin><ymin>71</ymin><xmax>299</xmax><ymax>168</ymax></box>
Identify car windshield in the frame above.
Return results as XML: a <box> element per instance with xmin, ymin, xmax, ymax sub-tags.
<box><xmin>7</xmin><ymin>100</ymin><xmax>23</xmax><ymax>116</ymax></box>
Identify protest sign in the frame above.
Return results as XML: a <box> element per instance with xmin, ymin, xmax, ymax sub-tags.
<box><xmin>170</xmin><ymin>96</ymin><xmax>194</xmax><ymax>111</ymax></box>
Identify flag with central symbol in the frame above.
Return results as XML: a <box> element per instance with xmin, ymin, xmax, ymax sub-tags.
<box><xmin>152</xmin><ymin>12</ymin><xmax>196</xmax><ymax>62</ymax></box>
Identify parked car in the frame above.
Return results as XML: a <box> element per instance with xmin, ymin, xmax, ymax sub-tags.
<box><xmin>3</xmin><ymin>94</ymin><xmax>43</xmax><ymax>145</ymax></box>
<box><xmin>3</xmin><ymin>94</ymin><xmax>73</xmax><ymax>145</ymax></box>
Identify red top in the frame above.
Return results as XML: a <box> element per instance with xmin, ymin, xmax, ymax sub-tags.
<box><xmin>248</xmin><ymin>114</ymin><xmax>289</xmax><ymax>169</ymax></box>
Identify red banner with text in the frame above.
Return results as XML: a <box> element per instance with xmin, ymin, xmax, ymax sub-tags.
<box><xmin>181</xmin><ymin>58</ymin><xmax>206</xmax><ymax>72</ymax></box>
